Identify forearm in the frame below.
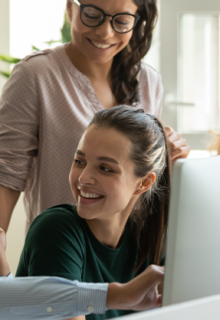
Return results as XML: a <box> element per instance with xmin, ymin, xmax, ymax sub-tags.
<box><xmin>0</xmin><ymin>278</ymin><xmax>107</xmax><ymax>320</ymax></box>
<box><xmin>0</xmin><ymin>185</ymin><xmax>20</xmax><ymax>232</ymax></box>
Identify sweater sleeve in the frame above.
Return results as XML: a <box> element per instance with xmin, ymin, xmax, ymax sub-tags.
<box><xmin>0</xmin><ymin>61</ymin><xmax>39</xmax><ymax>191</ymax></box>
<box><xmin>16</xmin><ymin>205</ymin><xmax>84</xmax><ymax>281</ymax></box>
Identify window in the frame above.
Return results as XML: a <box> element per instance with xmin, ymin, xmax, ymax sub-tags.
<box><xmin>10</xmin><ymin>0</ymin><xmax>66</xmax><ymax>58</ymax></box>
<box><xmin>179</xmin><ymin>14</ymin><xmax>220</xmax><ymax>133</ymax></box>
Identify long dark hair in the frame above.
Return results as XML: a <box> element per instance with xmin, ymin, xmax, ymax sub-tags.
<box><xmin>89</xmin><ymin>105</ymin><xmax>171</xmax><ymax>272</ymax></box>
<box><xmin>112</xmin><ymin>0</ymin><xmax>158</xmax><ymax>105</ymax></box>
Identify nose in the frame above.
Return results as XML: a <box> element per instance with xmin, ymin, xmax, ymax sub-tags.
<box><xmin>78</xmin><ymin>166</ymin><xmax>96</xmax><ymax>185</ymax></box>
<box><xmin>95</xmin><ymin>18</ymin><xmax>115</xmax><ymax>39</ymax></box>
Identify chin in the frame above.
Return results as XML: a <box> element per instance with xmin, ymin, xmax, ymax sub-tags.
<box><xmin>76</xmin><ymin>206</ymin><xmax>94</xmax><ymax>220</ymax></box>
<box><xmin>85</xmin><ymin>54</ymin><xmax>114</xmax><ymax>65</ymax></box>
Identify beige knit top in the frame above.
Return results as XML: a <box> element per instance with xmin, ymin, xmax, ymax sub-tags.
<box><xmin>0</xmin><ymin>45</ymin><xmax>163</xmax><ymax>230</ymax></box>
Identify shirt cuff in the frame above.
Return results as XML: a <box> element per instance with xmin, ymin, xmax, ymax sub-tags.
<box><xmin>75</xmin><ymin>281</ymin><xmax>108</xmax><ymax>315</ymax></box>
<box><xmin>0</xmin><ymin>272</ymin><xmax>14</xmax><ymax>278</ymax></box>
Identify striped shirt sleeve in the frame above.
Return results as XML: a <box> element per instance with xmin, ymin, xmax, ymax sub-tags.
<box><xmin>0</xmin><ymin>276</ymin><xmax>108</xmax><ymax>320</ymax></box>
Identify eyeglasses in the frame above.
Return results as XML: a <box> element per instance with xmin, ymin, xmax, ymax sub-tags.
<box><xmin>72</xmin><ymin>0</ymin><xmax>140</xmax><ymax>34</ymax></box>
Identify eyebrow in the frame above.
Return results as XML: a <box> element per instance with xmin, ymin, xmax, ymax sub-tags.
<box><xmin>75</xmin><ymin>150</ymin><xmax>86</xmax><ymax>157</ymax></box>
<box><xmin>122</xmin><ymin>11</ymin><xmax>133</xmax><ymax>14</ymax></box>
<box><xmin>75</xmin><ymin>150</ymin><xmax>119</xmax><ymax>164</ymax></box>
<box><xmin>90</xmin><ymin>3</ymin><xmax>133</xmax><ymax>15</ymax></box>
<box><xmin>97</xmin><ymin>156</ymin><xmax>119</xmax><ymax>164</ymax></box>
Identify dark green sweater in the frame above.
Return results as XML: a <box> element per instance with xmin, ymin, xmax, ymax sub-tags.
<box><xmin>16</xmin><ymin>204</ymin><xmax>162</xmax><ymax>320</ymax></box>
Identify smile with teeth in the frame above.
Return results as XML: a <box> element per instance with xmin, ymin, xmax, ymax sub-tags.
<box><xmin>80</xmin><ymin>190</ymin><xmax>103</xmax><ymax>199</ymax></box>
<box><xmin>89</xmin><ymin>39</ymin><xmax>112</xmax><ymax>49</ymax></box>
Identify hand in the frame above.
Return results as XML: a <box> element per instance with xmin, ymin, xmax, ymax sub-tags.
<box><xmin>0</xmin><ymin>228</ymin><xmax>7</xmax><ymax>257</ymax></box>
<box><xmin>164</xmin><ymin>126</ymin><xmax>190</xmax><ymax>164</ymax></box>
<box><xmin>107</xmin><ymin>265</ymin><xmax>164</xmax><ymax>311</ymax></box>
<box><xmin>0</xmin><ymin>228</ymin><xmax>11</xmax><ymax>276</ymax></box>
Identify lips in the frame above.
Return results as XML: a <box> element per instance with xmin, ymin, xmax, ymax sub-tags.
<box><xmin>87</xmin><ymin>38</ymin><xmax>115</xmax><ymax>50</ymax></box>
<box><xmin>78</xmin><ymin>187</ymin><xmax>105</xmax><ymax>202</ymax></box>
<box><xmin>89</xmin><ymin>39</ymin><xmax>112</xmax><ymax>49</ymax></box>
<box><xmin>80</xmin><ymin>190</ymin><xmax>104</xmax><ymax>199</ymax></box>
<box><xmin>78</xmin><ymin>193</ymin><xmax>104</xmax><ymax>206</ymax></box>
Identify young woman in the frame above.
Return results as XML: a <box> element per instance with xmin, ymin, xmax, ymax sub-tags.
<box><xmin>16</xmin><ymin>105</ymin><xmax>170</xmax><ymax>320</ymax></box>
<box><xmin>0</xmin><ymin>0</ymin><xmax>189</xmax><ymax>233</ymax></box>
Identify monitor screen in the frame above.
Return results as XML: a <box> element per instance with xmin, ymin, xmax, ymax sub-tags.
<box><xmin>163</xmin><ymin>156</ymin><xmax>220</xmax><ymax>306</ymax></box>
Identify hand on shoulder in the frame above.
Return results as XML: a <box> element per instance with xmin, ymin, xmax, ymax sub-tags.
<box><xmin>165</xmin><ymin>126</ymin><xmax>190</xmax><ymax>164</ymax></box>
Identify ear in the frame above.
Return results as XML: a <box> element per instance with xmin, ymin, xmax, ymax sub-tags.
<box><xmin>134</xmin><ymin>172</ymin><xmax>156</xmax><ymax>195</ymax></box>
<box><xmin>66</xmin><ymin>0</ymin><xmax>73</xmax><ymax>21</ymax></box>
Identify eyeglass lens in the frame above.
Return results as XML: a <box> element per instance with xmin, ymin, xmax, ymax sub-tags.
<box><xmin>81</xmin><ymin>7</ymin><xmax>136</xmax><ymax>33</ymax></box>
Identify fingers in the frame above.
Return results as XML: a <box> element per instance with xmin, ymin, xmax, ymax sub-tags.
<box><xmin>164</xmin><ymin>126</ymin><xmax>190</xmax><ymax>161</ymax></box>
<box><xmin>171</xmin><ymin>146</ymin><xmax>190</xmax><ymax>161</ymax></box>
<box><xmin>164</xmin><ymin>126</ymin><xmax>175</xmax><ymax>137</ymax></box>
<box><xmin>115</xmin><ymin>264</ymin><xmax>164</xmax><ymax>311</ymax></box>
<box><xmin>155</xmin><ymin>294</ymin><xmax>162</xmax><ymax>308</ymax></box>
<box><xmin>0</xmin><ymin>228</ymin><xmax>7</xmax><ymax>256</ymax></box>
<box><xmin>131</xmin><ymin>265</ymin><xmax>164</xmax><ymax>311</ymax></box>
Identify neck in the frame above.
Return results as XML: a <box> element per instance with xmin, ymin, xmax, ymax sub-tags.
<box><xmin>85</xmin><ymin>198</ymin><xmax>138</xmax><ymax>249</ymax></box>
<box><xmin>86</xmin><ymin>214</ymin><xmax>127</xmax><ymax>249</ymax></box>
<box><xmin>65</xmin><ymin>42</ymin><xmax>112</xmax><ymax>81</ymax></box>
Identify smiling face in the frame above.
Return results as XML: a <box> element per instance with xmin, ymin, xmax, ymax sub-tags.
<box><xmin>69</xmin><ymin>125</ymin><xmax>142</xmax><ymax>222</ymax></box>
<box><xmin>66</xmin><ymin>0</ymin><xmax>138</xmax><ymax>65</ymax></box>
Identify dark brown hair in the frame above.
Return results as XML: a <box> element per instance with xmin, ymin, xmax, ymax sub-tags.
<box><xmin>112</xmin><ymin>0</ymin><xmax>158</xmax><ymax>105</ymax></box>
<box><xmin>89</xmin><ymin>105</ymin><xmax>171</xmax><ymax>272</ymax></box>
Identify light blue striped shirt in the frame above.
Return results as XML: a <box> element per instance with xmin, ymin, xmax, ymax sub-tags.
<box><xmin>0</xmin><ymin>274</ymin><xmax>108</xmax><ymax>320</ymax></box>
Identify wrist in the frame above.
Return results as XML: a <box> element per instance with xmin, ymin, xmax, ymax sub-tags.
<box><xmin>107</xmin><ymin>282</ymin><xmax>129</xmax><ymax>310</ymax></box>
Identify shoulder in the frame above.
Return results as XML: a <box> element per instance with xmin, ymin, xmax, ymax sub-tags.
<box><xmin>21</xmin><ymin>48</ymin><xmax>52</xmax><ymax>63</ymax></box>
<box><xmin>32</xmin><ymin>203</ymin><xmax>77</xmax><ymax>221</ymax></box>
<box><xmin>11</xmin><ymin>45</ymin><xmax>66</xmax><ymax>80</ymax></box>
<box><xmin>27</xmin><ymin>204</ymin><xmax>85</xmax><ymax>245</ymax></box>
<box><xmin>20</xmin><ymin>45</ymin><xmax>63</xmax><ymax>68</ymax></box>
<box><xmin>138</xmin><ymin>61</ymin><xmax>162</xmax><ymax>88</ymax></box>
<box><xmin>20</xmin><ymin>204</ymin><xmax>86</xmax><ymax>279</ymax></box>
<box><xmin>29</xmin><ymin>203</ymin><xmax>80</xmax><ymax>228</ymax></box>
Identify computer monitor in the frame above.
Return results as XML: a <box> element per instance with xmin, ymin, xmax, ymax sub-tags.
<box><xmin>163</xmin><ymin>156</ymin><xmax>220</xmax><ymax>306</ymax></box>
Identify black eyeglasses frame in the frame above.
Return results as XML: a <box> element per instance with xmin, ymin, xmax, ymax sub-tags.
<box><xmin>78</xmin><ymin>4</ymin><xmax>140</xmax><ymax>34</ymax></box>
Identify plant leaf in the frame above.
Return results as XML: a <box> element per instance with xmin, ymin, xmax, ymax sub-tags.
<box><xmin>0</xmin><ymin>55</ymin><xmax>21</xmax><ymax>64</ymax></box>
<box><xmin>43</xmin><ymin>40</ymin><xmax>61</xmax><ymax>45</ymax></box>
<box><xmin>0</xmin><ymin>71</ymin><xmax>11</xmax><ymax>78</ymax></box>
<box><xmin>32</xmin><ymin>45</ymin><xmax>41</xmax><ymax>51</ymax></box>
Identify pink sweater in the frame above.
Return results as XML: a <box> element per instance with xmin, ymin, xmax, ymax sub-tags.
<box><xmin>0</xmin><ymin>45</ymin><xmax>163</xmax><ymax>230</ymax></box>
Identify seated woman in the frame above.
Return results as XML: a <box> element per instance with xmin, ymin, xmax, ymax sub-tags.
<box><xmin>16</xmin><ymin>105</ymin><xmax>170</xmax><ymax>320</ymax></box>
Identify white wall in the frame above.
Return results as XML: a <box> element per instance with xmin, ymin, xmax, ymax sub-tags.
<box><xmin>0</xmin><ymin>0</ymin><xmax>9</xmax><ymax>87</ymax></box>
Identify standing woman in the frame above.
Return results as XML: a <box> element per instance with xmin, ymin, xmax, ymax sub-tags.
<box><xmin>0</xmin><ymin>0</ymin><xmax>189</xmax><ymax>232</ymax></box>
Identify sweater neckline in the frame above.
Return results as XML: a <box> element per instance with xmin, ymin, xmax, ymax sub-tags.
<box><xmin>54</xmin><ymin>44</ymin><xmax>106</xmax><ymax>112</ymax></box>
<box><xmin>72</xmin><ymin>206</ymin><xmax>129</xmax><ymax>256</ymax></box>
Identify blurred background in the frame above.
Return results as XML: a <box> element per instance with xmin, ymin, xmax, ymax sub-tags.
<box><xmin>0</xmin><ymin>0</ymin><xmax>219</xmax><ymax>274</ymax></box>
